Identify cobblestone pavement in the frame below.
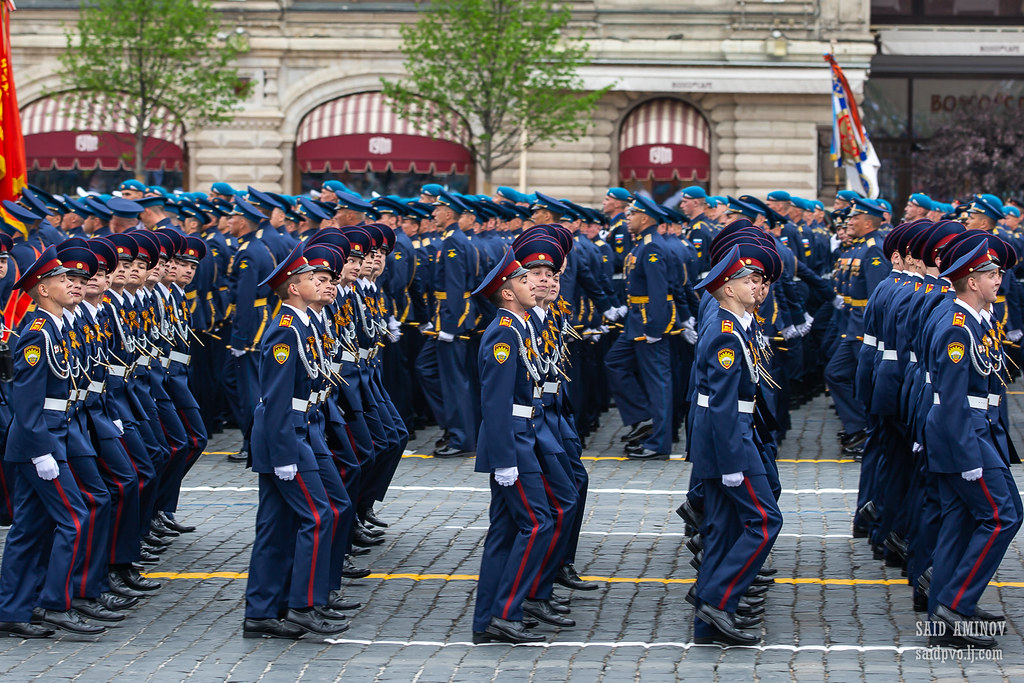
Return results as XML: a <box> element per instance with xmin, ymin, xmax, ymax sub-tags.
<box><xmin>3</xmin><ymin>392</ymin><xmax>1024</xmax><ymax>681</ymax></box>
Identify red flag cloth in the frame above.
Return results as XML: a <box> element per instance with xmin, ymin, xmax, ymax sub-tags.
<box><xmin>0</xmin><ymin>0</ymin><xmax>27</xmax><ymax>204</ymax></box>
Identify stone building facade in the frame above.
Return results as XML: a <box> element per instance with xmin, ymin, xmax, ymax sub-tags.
<box><xmin>10</xmin><ymin>0</ymin><xmax>879</xmax><ymax>204</ymax></box>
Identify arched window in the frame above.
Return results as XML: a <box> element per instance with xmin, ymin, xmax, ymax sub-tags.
<box><xmin>619</xmin><ymin>98</ymin><xmax>710</xmax><ymax>203</ymax></box>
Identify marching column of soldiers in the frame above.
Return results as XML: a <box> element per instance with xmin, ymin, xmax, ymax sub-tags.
<box><xmin>0</xmin><ymin>178</ymin><xmax>1018</xmax><ymax>649</ymax></box>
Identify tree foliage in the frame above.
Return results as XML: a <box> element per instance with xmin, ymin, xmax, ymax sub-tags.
<box><xmin>56</xmin><ymin>0</ymin><xmax>251</xmax><ymax>179</ymax></box>
<box><xmin>381</xmin><ymin>0</ymin><xmax>610</xmax><ymax>187</ymax></box>
<box><xmin>913</xmin><ymin>104</ymin><xmax>1024</xmax><ymax>200</ymax></box>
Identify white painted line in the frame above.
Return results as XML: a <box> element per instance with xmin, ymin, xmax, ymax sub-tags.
<box><xmin>441</xmin><ymin>526</ymin><xmax>853</xmax><ymax>539</ymax></box>
<box><xmin>181</xmin><ymin>485</ymin><xmax>864</xmax><ymax>496</ymax></box>
<box><xmin>322</xmin><ymin>638</ymin><xmax>928</xmax><ymax>653</ymax></box>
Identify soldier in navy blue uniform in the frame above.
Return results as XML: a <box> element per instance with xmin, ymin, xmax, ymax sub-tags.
<box><xmin>0</xmin><ymin>246</ymin><xmax>107</xmax><ymax>638</ymax></box>
<box><xmin>923</xmin><ymin>241</ymin><xmax>1022</xmax><ymax>650</ymax></box>
<box><xmin>601</xmin><ymin>187</ymin><xmax>632</xmax><ymax>290</ymax></box>
<box><xmin>679</xmin><ymin>186</ymin><xmax>715</xmax><ymax>277</ymax></box>
<box><xmin>689</xmin><ymin>245</ymin><xmax>783</xmax><ymax>647</ymax></box>
<box><xmin>226</xmin><ymin>198</ymin><xmax>277</xmax><ymax>463</ymax></box>
<box><xmin>471</xmin><ymin>248</ymin><xmax>555</xmax><ymax>645</ymax></box>
<box><xmin>605</xmin><ymin>195</ymin><xmax>674</xmax><ymax>459</ymax></box>
<box><xmin>243</xmin><ymin>243</ymin><xmax>349</xmax><ymax>640</ymax></box>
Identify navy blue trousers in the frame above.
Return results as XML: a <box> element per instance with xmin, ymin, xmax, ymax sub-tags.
<box><xmin>605</xmin><ymin>336</ymin><xmax>672</xmax><ymax>453</ymax></box>
<box><xmin>0</xmin><ymin>462</ymin><xmax>88</xmax><ymax>621</ymax></box>
<box><xmin>473</xmin><ymin>473</ymin><xmax>554</xmax><ymax>632</ymax></box>
<box><xmin>67</xmin><ymin>455</ymin><xmax>111</xmax><ymax>599</ymax></box>
<box><xmin>94</xmin><ymin>437</ymin><xmax>141</xmax><ymax>566</ymax></box>
<box><xmin>245</xmin><ymin>470</ymin><xmax>333</xmax><ymax>619</ymax></box>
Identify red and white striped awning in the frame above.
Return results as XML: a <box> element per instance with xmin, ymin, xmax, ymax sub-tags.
<box><xmin>20</xmin><ymin>93</ymin><xmax>186</xmax><ymax>171</ymax></box>
<box><xmin>619</xmin><ymin>99</ymin><xmax>711</xmax><ymax>183</ymax></box>
<box><xmin>296</xmin><ymin>92</ymin><xmax>472</xmax><ymax>174</ymax></box>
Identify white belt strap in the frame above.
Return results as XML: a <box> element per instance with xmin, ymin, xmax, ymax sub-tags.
<box><xmin>542</xmin><ymin>381</ymin><xmax>560</xmax><ymax>394</ymax></box>
<box><xmin>989</xmin><ymin>393</ymin><xmax>1001</xmax><ymax>407</ymax></box>
<box><xmin>512</xmin><ymin>404</ymin><xmax>534</xmax><ymax>418</ymax></box>
<box><xmin>862</xmin><ymin>334</ymin><xmax>877</xmax><ymax>347</ymax></box>
<box><xmin>533</xmin><ymin>386</ymin><xmax>542</xmax><ymax>399</ymax></box>
<box><xmin>933</xmin><ymin>394</ymin><xmax>940</xmax><ymax>406</ymax></box>
<box><xmin>108</xmin><ymin>365</ymin><xmax>127</xmax><ymax>378</ymax></box>
<box><xmin>340</xmin><ymin>352</ymin><xmax>356</xmax><ymax>363</ymax></box>
<box><xmin>329</xmin><ymin>361</ymin><xmax>342</xmax><ymax>374</ymax></box>
<box><xmin>43</xmin><ymin>397</ymin><xmax>69</xmax><ymax>412</ymax></box>
<box><xmin>909</xmin><ymin>352</ymin><xmax>918</xmax><ymax>363</ymax></box>
<box><xmin>169</xmin><ymin>351</ymin><xmax>191</xmax><ymax>366</ymax></box>
<box><xmin>291</xmin><ymin>398</ymin><xmax>310</xmax><ymax>412</ymax></box>
<box><xmin>612</xmin><ymin>273</ymin><xmax>625</xmax><ymax>280</ymax></box>
<box><xmin>881</xmin><ymin>349</ymin><xmax>898</xmax><ymax>361</ymax></box>
<box><xmin>159</xmin><ymin>356</ymin><xmax>171</xmax><ymax>369</ymax></box>
<box><xmin>697</xmin><ymin>393</ymin><xmax>754</xmax><ymax>414</ymax></box>
<box><xmin>358</xmin><ymin>349</ymin><xmax>370</xmax><ymax>360</ymax></box>
<box><xmin>925</xmin><ymin>372</ymin><xmax>931</xmax><ymax>384</ymax></box>
<box><xmin>877</xmin><ymin>341</ymin><xmax>886</xmax><ymax>352</ymax></box>
<box><xmin>968</xmin><ymin>396</ymin><xmax>989</xmax><ymax>410</ymax></box>
<box><xmin>88</xmin><ymin>381</ymin><xmax>104</xmax><ymax>394</ymax></box>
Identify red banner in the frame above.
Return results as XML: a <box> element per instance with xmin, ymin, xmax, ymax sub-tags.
<box><xmin>0</xmin><ymin>0</ymin><xmax>26</xmax><ymax>204</ymax></box>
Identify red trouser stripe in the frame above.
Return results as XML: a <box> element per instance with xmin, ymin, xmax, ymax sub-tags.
<box><xmin>295</xmin><ymin>473</ymin><xmax>322</xmax><ymax>607</ymax></box>
<box><xmin>952</xmin><ymin>476</ymin><xmax>1002</xmax><ymax>612</ymax></box>
<box><xmin>502</xmin><ymin>479</ymin><xmax>540</xmax><ymax>620</ymax></box>
<box><xmin>530</xmin><ymin>475</ymin><xmax>564</xmax><ymax>596</ymax></box>
<box><xmin>719</xmin><ymin>478</ymin><xmax>770</xmax><ymax>611</ymax></box>
<box><xmin>70</xmin><ymin>468</ymin><xmax>97</xmax><ymax>597</ymax></box>
<box><xmin>54</xmin><ymin>477</ymin><xmax>83</xmax><ymax>610</ymax></box>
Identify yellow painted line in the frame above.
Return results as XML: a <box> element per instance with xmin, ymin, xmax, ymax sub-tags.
<box><xmin>138</xmin><ymin>571</ymin><xmax>1024</xmax><ymax>589</ymax></box>
<box><xmin>1008</xmin><ymin>391</ymin><xmax>1024</xmax><ymax>395</ymax></box>
<box><xmin>203</xmin><ymin>452</ymin><xmax>240</xmax><ymax>456</ymax></box>
<box><xmin>582</xmin><ymin>456</ymin><xmax>628</xmax><ymax>461</ymax></box>
<box><xmin>778</xmin><ymin>459</ymin><xmax>855</xmax><ymax>464</ymax></box>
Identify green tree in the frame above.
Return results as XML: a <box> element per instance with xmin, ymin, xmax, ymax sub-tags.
<box><xmin>56</xmin><ymin>0</ymin><xmax>251</xmax><ymax>181</ymax></box>
<box><xmin>381</xmin><ymin>0</ymin><xmax>610</xmax><ymax>190</ymax></box>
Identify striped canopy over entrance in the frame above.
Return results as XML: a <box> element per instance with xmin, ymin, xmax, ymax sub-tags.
<box><xmin>20</xmin><ymin>93</ymin><xmax>186</xmax><ymax>171</ymax></box>
<box><xmin>619</xmin><ymin>98</ymin><xmax>710</xmax><ymax>183</ymax></box>
<box><xmin>295</xmin><ymin>92</ymin><xmax>472</xmax><ymax>175</ymax></box>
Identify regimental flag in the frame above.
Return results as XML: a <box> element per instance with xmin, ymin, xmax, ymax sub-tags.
<box><xmin>825</xmin><ymin>53</ymin><xmax>880</xmax><ymax>200</ymax></box>
<box><xmin>0</xmin><ymin>1</ymin><xmax>25</xmax><ymax>204</ymax></box>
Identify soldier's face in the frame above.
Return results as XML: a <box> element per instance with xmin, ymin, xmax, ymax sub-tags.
<box><xmin>627</xmin><ymin>209</ymin><xmax>652</xmax><ymax>235</ymax></box>
<box><xmin>128</xmin><ymin>259</ymin><xmax>148</xmax><ymax>286</ymax></box>
<box><xmin>904</xmin><ymin>203</ymin><xmax>926</xmax><ymax>221</ymax></box>
<box><xmin>510</xmin><ymin>274</ymin><xmax>536</xmax><ymax>309</ymax></box>
<box><xmin>0</xmin><ymin>255</ymin><xmax>7</xmax><ymax>280</ymax></box>
<box><xmin>525</xmin><ymin>266</ymin><xmax>552</xmax><ymax>303</ymax></box>
<box><xmin>731</xmin><ymin>273</ymin><xmax>758</xmax><ymax>308</ymax></box>
<box><xmin>86</xmin><ymin>270</ymin><xmax>108</xmax><ymax>298</ymax></box>
<box><xmin>972</xmin><ymin>269</ymin><xmax>1002</xmax><ymax>305</ymax></box>
<box><xmin>545</xmin><ymin>272</ymin><xmax>561</xmax><ymax>304</ymax></box>
<box><xmin>965</xmin><ymin>213</ymin><xmax>995</xmax><ymax>232</ymax></box>
<box><xmin>293</xmin><ymin>271</ymin><xmax>320</xmax><ymax>305</ymax></box>
<box><xmin>147</xmin><ymin>259</ymin><xmax>166</xmax><ymax>285</ymax></box>
<box><xmin>120</xmin><ymin>189</ymin><xmax>144</xmax><ymax>201</ymax></box>
<box><xmin>680</xmin><ymin>196</ymin><xmax>703</xmax><ymax>218</ymax></box>
<box><xmin>41</xmin><ymin>273</ymin><xmax>75</xmax><ymax>309</ymax></box>
<box><xmin>342</xmin><ymin>255</ymin><xmax>363</xmax><ymax>284</ymax></box>
<box><xmin>110</xmin><ymin>260</ymin><xmax>130</xmax><ymax>286</ymax></box>
<box><xmin>66</xmin><ymin>275</ymin><xmax>86</xmax><ymax>306</ymax></box>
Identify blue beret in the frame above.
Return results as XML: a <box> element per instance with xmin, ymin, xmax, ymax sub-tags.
<box><xmin>118</xmin><ymin>179</ymin><xmax>147</xmax><ymax>193</ymax></box>
<box><xmin>790</xmin><ymin>197</ymin><xmax>808</xmax><ymax>211</ymax></box>
<box><xmin>606</xmin><ymin>187</ymin><xmax>632</xmax><ymax>201</ymax></box>
<box><xmin>680</xmin><ymin>185</ymin><xmax>707</xmax><ymax>200</ymax></box>
<box><xmin>767</xmin><ymin>190</ymin><xmax>791</xmax><ymax>203</ymax></box>
<box><xmin>908</xmin><ymin>193</ymin><xmax>933</xmax><ymax>211</ymax></box>
<box><xmin>211</xmin><ymin>182</ymin><xmax>236</xmax><ymax>196</ymax></box>
<box><xmin>836</xmin><ymin>190</ymin><xmax>862</xmax><ymax>202</ymax></box>
<box><xmin>876</xmin><ymin>198</ymin><xmax>892</xmax><ymax>213</ymax></box>
<box><xmin>420</xmin><ymin>183</ymin><xmax>445</xmax><ymax>198</ymax></box>
<box><xmin>1005</xmin><ymin>205</ymin><xmax>1021</xmax><ymax>218</ymax></box>
<box><xmin>812</xmin><ymin>200</ymin><xmax>824</xmax><ymax>211</ymax></box>
<box><xmin>147</xmin><ymin>186</ymin><xmax>170</xmax><ymax>197</ymax></box>
<box><xmin>496</xmin><ymin>186</ymin><xmax>529</xmax><ymax>204</ymax></box>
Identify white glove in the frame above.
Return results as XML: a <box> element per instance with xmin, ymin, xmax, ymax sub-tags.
<box><xmin>616</xmin><ymin>305</ymin><xmax>628</xmax><ymax>318</ymax></box>
<box><xmin>112</xmin><ymin>419</ymin><xmax>124</xmax><ymax>436</ymax></box>
<box><xmin>388</xmin><ymin>316</ymin><xmax>401</xmax><ymax>334</ymax></box>
<box><xmin>588</xmin><ymin>330</ymin><xmax>602</xmax><ymax>343</ymax></box>
<box><xmin>961</xmin><ymin>468</ymin><xmax>983</xmax><ymax>482</ymax></box>
<box><xmin>682</xmin><ymin>327</ymin><xmax>698</xmax><ymax>345</ymax></box>
<box><xmin>1008</xmin><ymin>329</ymin><xmax>1023</xmax><ymax>342</ymax></box>
<box><xmin>603</xmin><ymin>307</ymin><xmax>620</xmax><ymax>322</ymax></box>
<box><xmin>32</xmin><ymin>454</ymin><xmax>59</xmax><ymax>481</ymax></box>
<box><xmin>229</xmin><ymin>348</ymin><xmax>246</xmax><ymax>357</ymax></box>
<box><xmin>645</xmin><ymin>335</ymin><xmax>660</xmax><ymax>344</ymax></box>
<box><xmin>832</xmin><ymin>294</ymin><xmax>845</xmax><ymax>310</ymax></box>
<box><xmin>387</xmin><ymin>331</ymin><xmax>401</xmax><ymax>343</ymax></box>
<box><xmin>494</xmin><ymin>466</ymin><xmax>519</xmax><ymax>486</ymax></box>
<box><xmin>722</xmin><ymin>472</ymin><xmax>744</xmax><ymax>487</ymax></box>
<box><xmin>781</xmin><ymin>325</ymin><xmax>798</xmax><ymax>340</ymax></box>
<box><xmin>796</xmin><ymin>322</ymin><xmax>812</xmax><ymax>336</ymax></box>
<box><xmin>599</xmin><ymin>324</ymin><xmax>610</xmax><ymax>334</ymax></box>
<box><xmin>684</xmin><ymin>316</ymin><xmax>696</xmax><ymax>329</ymax></box>
<box><xmin>437</xmin><ymin>331</ymin><xmax>455</xmax><ymax>342</ymax></box>
<box><xmin>803</xmin><ymin>312</ymin><xmax>814</xmax><ymax>326</ymax></box>
<box><xmin>912</xmin><ymin>442</ymin><xmax>923</xmax><ymax>454</ymax></box>
<box><xmin>423</xmin><ymin>322</ymin><xmax>435</xmax><ymax>332</ymax></box>
<box><xmin>274</xmin><ymin>464</ymin><xmax>297</xmax><ymax>481</ymax></box>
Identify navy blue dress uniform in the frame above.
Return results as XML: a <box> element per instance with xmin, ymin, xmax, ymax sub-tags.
<box><xmin>244</xmin><ymin>243</ymin><xmax>348</xmax><ymax>640</ymax></box>
<box><xmin>603</xmin><ymin>187</ymin><xmax>632</xmax><ymax>284</ymax></box>
<box><xmin>420</xmin><ymin>190</ymin><xmax>479</xmax><ymax>456</ymax></box>
<box><xmin>471</xmin><ymin>249</ymin><xmax>555</xmax><ymax>645</ymax></box>
<box><xmin>227</xmin><ymin>198</ymin><xmax>277</xmax><ymax>456</ymax></box>
<box><xmin>0</xmin><ymin>246</ymin><xmax>107</xmax><ymax>637</ymax></box>
<box><xmin>679</xmin><ymin>186</ymin><xmax>715</xmax><ymax>277</ymax></box>
<box><xmin>688</xmin><ymin>246</ymin><xmax>783</xmax><ymax>647</ymax></box>
<box><xmin>825</xmin><ymin>197</ymin><xmax>891</xmax><ymax>449</ymax></box>
<box><xmin>605</xmin><ymin>195</ymin><xmax>674</xmax><ymax>457</ymax></box>
<box><xmin>923</xmin><ymin>242</ymin><xmax>1022</xmax><ymax>648</ymax></box>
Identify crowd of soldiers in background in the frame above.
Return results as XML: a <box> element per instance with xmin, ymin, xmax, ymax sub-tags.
<box><xmin>0</xmin><ymin>175</ymin><xmax>1022</xmax><ymax>645</ymax></box>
